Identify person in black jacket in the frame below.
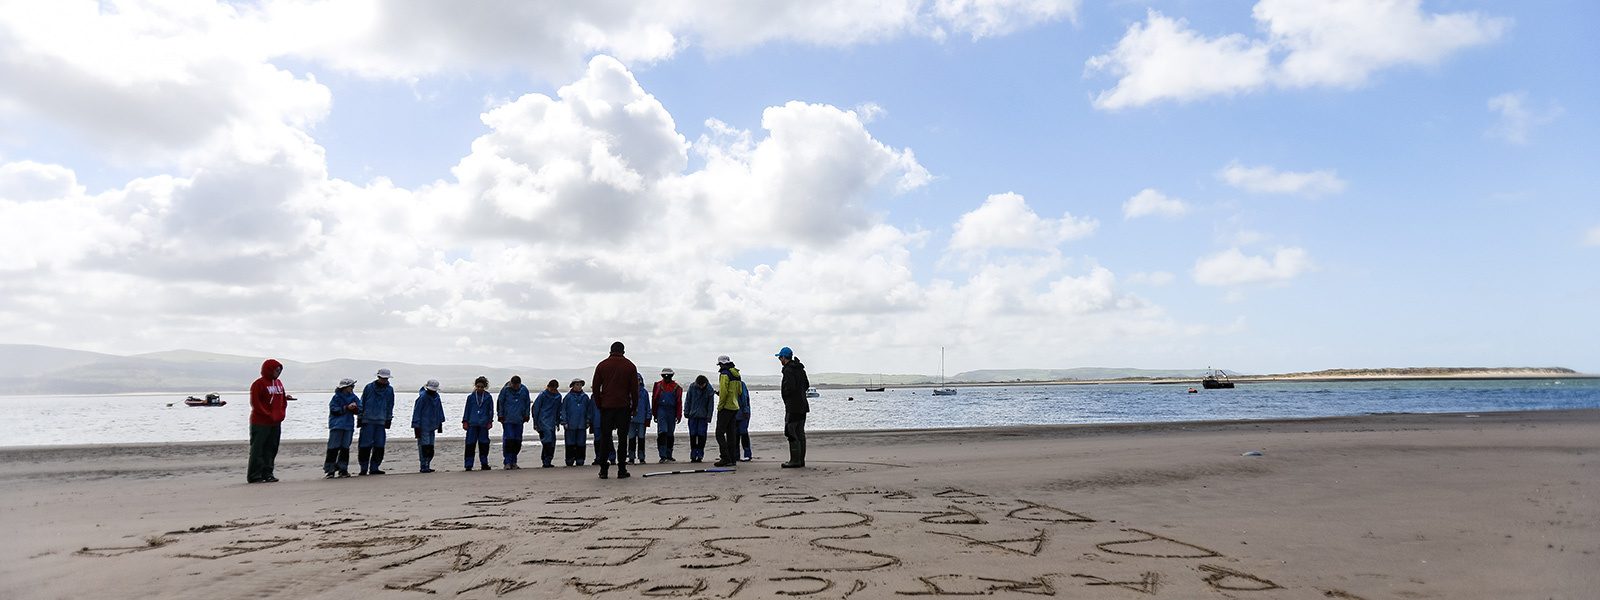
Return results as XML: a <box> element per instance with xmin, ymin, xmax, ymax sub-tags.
<box><xmin>775</xmin><ymin>346</ymin><xmax>809</xmax><ymax>468</ymax></box>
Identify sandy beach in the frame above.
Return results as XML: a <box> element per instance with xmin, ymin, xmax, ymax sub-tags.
<box><xmin>1</xmin><ymin>410</ymin><xmax>1595</xmax><ymax>599</ymax></box>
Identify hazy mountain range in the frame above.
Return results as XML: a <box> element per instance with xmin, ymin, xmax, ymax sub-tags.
<box><xmin>0</xmin><ymin>345</ymin><xmax>1226</xmax><ymax>394</ymax></box>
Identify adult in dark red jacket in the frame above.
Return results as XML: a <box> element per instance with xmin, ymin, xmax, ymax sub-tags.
<box><xmin>591</xmin><ymin>341</ymin><xmax>639</xmax><ymax>480</ymax></box>
<box><xmin>247</xmin><ymin>359</ymin><xmax>288</xmax><ymax>483</ymax></box>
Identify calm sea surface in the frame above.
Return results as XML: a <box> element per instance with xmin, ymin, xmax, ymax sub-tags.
<box><xmin>1</xmin><ymin>379</ymin><xmax>1596</xmax><ymax>447</ymax></box>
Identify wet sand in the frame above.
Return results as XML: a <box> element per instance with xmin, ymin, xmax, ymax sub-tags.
<box><xmin>0</xmin><ymin>410</ymin><xmax>1595</xmax><ymax>599</ymax></box>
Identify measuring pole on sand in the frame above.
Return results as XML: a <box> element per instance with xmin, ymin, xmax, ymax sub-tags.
<box><xmin>640</xmin><ymin>467</ymin><xmax>736</xmax><ymax>478</ymax></box>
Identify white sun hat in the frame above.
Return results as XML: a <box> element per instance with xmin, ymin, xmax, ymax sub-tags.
<box><xmin>337</xmin><ymin>378</ymin><xmax>358</xmax><ymax>389</ymax></box>
<box><xmin>716</xmin><ymin>355</ymin><xmax>731</xmax><ymax>365</ymax></box>
<box><xmin>424</xmin><ymin>379</ymin><xmax>440</xmax><ymax>391</ymax></box>
<box><xmin>376</xmin><ymin>368</ymin><xmax>392</xmax><ymax>379</ymax></box>
<box><xmin>661</xmin><ymin>368</ymin><xmax>675</xmax><ymax>376</ymax></box>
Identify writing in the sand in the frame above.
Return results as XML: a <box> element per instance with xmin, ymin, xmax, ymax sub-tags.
<box><xmin>74</xmin><ymin>487</ymin><xmax>1354</xmax><ymax>597</ymax></box>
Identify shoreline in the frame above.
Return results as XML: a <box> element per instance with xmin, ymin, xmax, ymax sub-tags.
<box><xmin>800</xmin><ymin>372</ymin><xmax>1593</xmax><ymax>391</ymax></box>
<box><xmin>3</xmin><ymin>373</ymin><xmax>1589</xmax><ymax>396</ymax></box>
<box><xmin>1</xmin><ymin>406</ymin><xmax>1592</xmax><ymax>452</ymax></box>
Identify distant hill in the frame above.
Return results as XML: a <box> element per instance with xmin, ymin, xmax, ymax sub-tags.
<box><xmin>0</xmin><ymin>345</ymin><xmax>715</xmax><ymax>395</ymax></box>
<box><xmin>0</xmin><ymin>344</ymin><xmax>1580</xmax><ymax>394</ymax></box>
<box><xmin>950</xmin><ymin>367</ymin><xmax>1218</xmax><ymax>383</ymax></box>
<box><xmin>1263</xmin><ymin>367</ymin><xmax>1578</xmax><ymax>379</ymax></box>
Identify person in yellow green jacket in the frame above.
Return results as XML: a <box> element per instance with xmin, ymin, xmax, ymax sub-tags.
<box><xmin>713</xmin><ymin>355</ymin><xmax>743</xmax><ymax>467</ymax></box>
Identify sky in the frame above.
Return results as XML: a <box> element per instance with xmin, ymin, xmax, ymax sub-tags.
<box><xmin>1</xmin><ymin>0</ymin><xmax>1596</xmax><ymax>377</ymax></box>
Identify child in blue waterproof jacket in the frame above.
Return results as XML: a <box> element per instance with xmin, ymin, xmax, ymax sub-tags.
<box><xmin>462</xmin><ymin>376</ymin><xmax>495</xmax><ymax>470</ymax></box>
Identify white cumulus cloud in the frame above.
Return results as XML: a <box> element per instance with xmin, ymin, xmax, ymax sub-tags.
<box><xmin>1486</xmin><ymin>91</ymin><xmax>1562</xmax><ymax>145</ymax></box>
<box><xmin>1087</xmin><ymin>0</ymin><xmax>1507</xmax><ymax>109</ymax></box>
<box><xmin>950</xmin><ymin>192</ymin><xmax>1098</xmax><ymax>252</ymax></box>
<box><xmin>1122</xmin><ymin>188</ymin><xmax>1189</xmax><ymax>219</ymax></box>
<box><xmin>266</xmin><ymin>0</ymin><xmax>1077</xmax><ymax>80</ymax></box>
<box><xmin>0</xmin><ymin>49</ymin><xmax>1197</xmax><ymax>372</ymax></box>
<box><xmin>0</xmin><ymin>160</ymin><xmax>83</xmax><ymax>202</ymax></box>
<box><xmin>1585</xmin><ymin>225</ymin><xmax>1600</xmax><ymax>247</ymax></box>
<box><xmin>1218</xmin><ymin>162</ymin><xmax>1346</xmax><ymax>196</ymax></box>
<box><xmin>1192</xmin><ymin>247</ymin><xmax>1312</xmax><ymax>286</ymax></box>
<box><xmin>0</xmin><ymin>1</ymin><xmax>331</xmax><ymax>162</ymax></box>
<box><xmin>1085</xmin><ymin>10</ymin><xmax>1270</xmax><ymax>110</ymax></box>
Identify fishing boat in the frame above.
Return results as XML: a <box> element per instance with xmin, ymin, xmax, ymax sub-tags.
<box><xmin>864</xmin><ymin>376</ymin><xmax>885</xmax><ymax>392</ymax></box>
<box><xmin>932</xmin><ymin>347</ymin><xmax>957</xmax><ymax>396</ymax></box>
<box><xmin>1201</xmin><ymin>368</ymin><xmax>1235</xmax><ymax>390</ymax></box>
<box><xmin>805</xmin><ymin>387</ymin><xmax>821</xmax><ymax>398</ymax></box>
<box><xmin>184</xmin><ymin>393</ymin><xmax>226</xmax><ymax>407</ymax></box>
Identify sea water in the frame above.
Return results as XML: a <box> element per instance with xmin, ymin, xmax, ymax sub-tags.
<box><xmin>1</xmin><ymin>379</ymin><xmax>1596</xmax><ymax>447</ymax></box>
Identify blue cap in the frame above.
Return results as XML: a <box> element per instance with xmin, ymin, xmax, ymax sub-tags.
<box><xmin>775</xmin><ymin>347</ymin><xmax>793</xmax><ymax>358</ymax></box>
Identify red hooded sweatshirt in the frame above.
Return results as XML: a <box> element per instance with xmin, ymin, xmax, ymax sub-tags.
<box><xmin>250</xmin><ymin>359</ymin><xmax>288</xmax><ymax>426</ymax></box>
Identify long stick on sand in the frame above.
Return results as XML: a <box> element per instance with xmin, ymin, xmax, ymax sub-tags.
<box><xmin>640</xmin><ymin>467</ymin><xmax>736</xmax><ymax>478</ymax></box>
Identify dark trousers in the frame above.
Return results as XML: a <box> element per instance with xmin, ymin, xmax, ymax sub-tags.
<box><xmin>714</xmin><ymin>409</ymin><xmax>740</xmax><ymax>465</ymax></box>
<box><xmin>784</xmin><ymin>411</ymin><xmax>807</xmax><ymax>465</ymax></box>
<box><xmin>502</xmin><ymin>422</ymin><xmax>524</xmax><ymax>465</ymax></box>
<box><xmin>465</xmin><ymin>425</ymin><xmax>491</xmax><ymax>467</ymax></box>
<box><xmin>595</xmin><ymin>408</ymin><xmax>630</xmax><ymax>470</ymax></box>
<box><xmin>247</xmin><ymin>424</ymin><xmax>280</xmax><ymax>482</ymax></box>
<box><xmin>687</xmin><ymin>417</ymin><xmax>710</xmax><ymax>461</ymax></box>
<box><xmin>565</xmin><ymin>444</ymin><xmax>587</xmax><ymax>466</ymax></box>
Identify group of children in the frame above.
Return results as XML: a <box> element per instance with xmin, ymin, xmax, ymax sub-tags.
<box><xmin>322</xmin><ymin>368</ymin><xmax>754</xmax><ymax>477</ymax></box>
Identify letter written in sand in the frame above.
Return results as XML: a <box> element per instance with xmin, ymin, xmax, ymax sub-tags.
<box><xmin>465</xmin><ymin>495</ymin><xmax>526</xmax><ymax>507</ymax></box>
<box><xmin>315</xmin><ymin>535</ymin><xmax>430</xmax><ymax>560</ymax></box>
<box><xmin>1198</xmin><ymin>564</ymin><xmax>1281</xmax><ymax>592</ymax></box>
<box><xmin>526</xmin><ymin>516</ymin><xmax>606</xmax><ymax>534</ymax></box>
<box><xmin>755</xmin><ymin>511</ymin><xmax>872</xmax><ymax>530</ymax></box>
<box><xmin>641</xmin><ymin>578</ymin><xmax>708</xmax><ymax>597</ymax></box>
<box><xmin>165</xmin><ymin>519</ymin><xmax>273</xmax><ymax>535</ymax></box>
<box><xmin>784</xmin><ymin>534</ymin><xmax>902</xmax><ymax>573</ymax></box>
<box><xmin>837</xmin><ymin>490</ymin><xmax>915</xmax><ymax>502</ymax></box>
<box><xmin>762</xmin><ymin>492</ymin><xmax>822</xmax><ymax>504</ymax></box>
<box><xmin>1095</xmin><ymin>528</ymin><xmax>1221</xmax><ymax>559</ymax></box>
<box><xmin>457</xmin><ymin>578</ymin><xmax>535</xmax><ymax>596</ymax></box>
<box><xmin>173</xmin><ymin>537</ymin><xmax>299</xmax><ymax>560</ymax></box>
<box><xmin>680</xmin><ymin>536</ymin><xmax>771</xmax><ymax>570</ymax></box>
<box><xmin>931</xmin><ymin>488</ymin><xmax>987</xmax><ymax>499</ymax></box>
<box><xmin>1006</xmin><ymin>500</ymin><xmax>1095</xmax><ymax>524</ymax></box>
<box><xmin>548</xmin><ymin>496</ymin><xmax>603</xmax><ymax>505</ymax></box>
<box><xmin>930</xmin><ymin>529</ymin><xmax>1049</xmax><ymax>557</ymax></box>
<box><xmin>568</xmin><ymin>578</ymin><xmax>646</xmax><ymax>595</ymax></box>
<box><xmin>1071</xmin><ymin>572</ymin><xmax>1161</xmax><ymax>595</ymax></box>
<box><xmin>881</xmin><ymin>505</ymin><xmax>986</xmax><ymax>525</ymax></box>
<box><xmin>418</xmin><ymin>514</ymin><xmax>508</xmax><ymax>531</ymax></box>
<box><xmin>651</xmin><ymin>495</ymin><xmax>719</xmax><ymax>505</ymax></box>
<box><xmin>379</xmin><ymin>542</ymin><xmax>506</xmax><ymax>594</ymax></box>
<box><xmin>771</xmin><ymin>576</ymin><xmax>834</xmax><ymax>596</ymax></box>
<box><xmin>627</xmin><ymin>516</ymin><xmax>718</xmax><ymax>532</ymax></box>
<box><xmin>895</xmin><ymin>575</ymin><xmax>1056</xmax><ymax>596</ymax></box>
<box><xmin>526</xmin><ymin>537</ymin><xmax>658</xmax><ymax>567</ymax></box>
<box><xmin>75</xmin><ymin>536</ymin><xmax>175</xmax><ymax>558</ymax></box>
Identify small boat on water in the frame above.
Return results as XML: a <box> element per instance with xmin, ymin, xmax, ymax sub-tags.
<box><xmin>184</xmin><ymin>393</ymin><xmax>226</xmax><ymax>407</ymax></box>
<box><xmin>864</xmin><ymin>376</ymin><xmax>885</xmax><ymax>392</ymax></box>
<box><xmin>805</xmin><ymin>387</ymin><xmax>821</xmax><ymax>398</ymax></box>
<box><xmin>932</xmin><ymin>347</ymin><xmax>957</xmax><ymax>396</ymax></box>
<box><xmin>1201</xmin><ymin>368</ymin><xmax>1235</xmax><ymax>390</ymax></box>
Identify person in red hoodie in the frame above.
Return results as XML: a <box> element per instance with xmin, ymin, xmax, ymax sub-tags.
<box><xmin>247</xmin><ymin>359</ymin><xmax>288</xmax><ymax>483</ymax></box>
